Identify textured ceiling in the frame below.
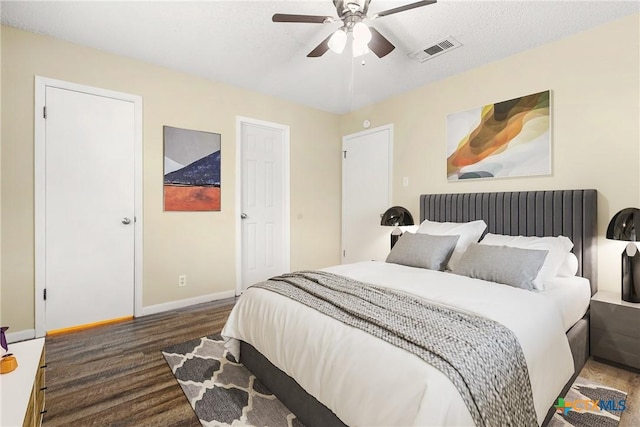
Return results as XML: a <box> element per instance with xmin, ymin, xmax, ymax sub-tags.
<box><xmin>1</xmin><ymin>1</ymin><xmax>638</xmax><ymax>114</ymax></box>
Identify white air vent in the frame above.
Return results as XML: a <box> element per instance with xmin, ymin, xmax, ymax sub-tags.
<box><xmin>409</xmin><ymin>36</ymin><xmax>462</xmax><ymax>63</ymax></box>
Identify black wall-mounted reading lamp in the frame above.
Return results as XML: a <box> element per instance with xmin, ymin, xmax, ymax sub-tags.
<box><xmin>607</xmin><ymin>207</ymin><xmax>640</xmax><ymax>303</ymax></box>
<box><xmin>380</xmin><ymin>206</ymin><xmax>414</xmax><ymax>249</ymax></box>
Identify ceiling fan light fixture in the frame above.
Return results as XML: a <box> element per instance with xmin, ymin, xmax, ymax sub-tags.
<box><xmin>274</xmin><ymin>0</ymin><xmax>437</xmax><ymax>59</ymax></box>
<box><xmin>328</xmin><ymin>29</ymin><xmax>348</xmax><ymax>54</ymax></box>
<box><xmin>352</xmin><ymin>21</ymin><xmax>372</xmax><ymax>44</ymax></box>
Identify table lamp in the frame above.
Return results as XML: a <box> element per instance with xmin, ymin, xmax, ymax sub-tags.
<box><xmin>380</xmin><ymin>206</ymin><xmax>414</xmax><ymax>249</ymax></box>
<box><xmin>606</xmin><ymin>207</ymin><xmax>640</xmax><ymax>303</ymax></box>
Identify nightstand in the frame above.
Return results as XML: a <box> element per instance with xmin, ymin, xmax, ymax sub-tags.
<box><xmin>591</xmin><ymin>291</ymin><xmax>640</xmax><ymax>370</ymax></box>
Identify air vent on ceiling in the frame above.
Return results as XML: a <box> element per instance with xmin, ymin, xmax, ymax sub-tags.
<box><xmin>409</xmin><ymin>36</ymin><xmax>462</xmax><ymax>63</ymax></box>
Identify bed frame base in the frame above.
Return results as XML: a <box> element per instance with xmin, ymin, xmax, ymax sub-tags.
<box><xmin>240</xmin><ymin>340</ymin><xmax>347</xmax><ymax>427</ymax></box>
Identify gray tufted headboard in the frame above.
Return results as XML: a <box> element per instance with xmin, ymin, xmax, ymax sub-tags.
<box><xmin>420</xmin><ymin>189</ymin><xmax>598</xmax><ymax>295</ymax></box>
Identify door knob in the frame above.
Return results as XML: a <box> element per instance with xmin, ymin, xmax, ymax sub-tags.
<box><xmin>122</xmin><ymin>217</ymin><xmax>132</xmax><ymax>225</ymax></box>
<box><xmin>241</xmin><ymin>213</ymin><xmax>248</xmax><ymax>219</ymax></box>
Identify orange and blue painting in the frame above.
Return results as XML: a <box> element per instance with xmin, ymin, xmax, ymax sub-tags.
<box><xmin>164</xmin><ymin>126</ymin><xmax>221</xmax><ymax>211</ymax></box>
<box><xmin>447</xmin><ymin>90</ymin><xmax>550</xmax><ymax>180</ymax></box>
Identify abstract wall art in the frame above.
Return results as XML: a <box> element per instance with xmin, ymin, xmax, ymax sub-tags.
<box><xmin>164</xmin><ymin>126</ymin><xmax>221</xmax><ymax>211</ymax></box>
<box><xmin>446</xmin><ymin>90</ymin><xmax>551</xmax><ymax>181</ymax></box>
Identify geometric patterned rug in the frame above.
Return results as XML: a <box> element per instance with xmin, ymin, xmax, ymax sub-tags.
<box><xmin>162</xmin><ymin>334</ymin><xmax>304</xmax><ymax>427</ymax></box>
<box><xmin>548</xmin><ymin>377</ymin><xmax>627</xmax><ymax>427</ymax></box>
<box><xmin>164</xmin><ymin>335</ymin><xmax>626</xmax><ymax>427</ymax></box>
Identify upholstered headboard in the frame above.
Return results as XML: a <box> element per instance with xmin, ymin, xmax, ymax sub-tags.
<box><xmin>420</xmin><ymin>189</ymin><xmax>598</xmax><ymax>294</ymax></box>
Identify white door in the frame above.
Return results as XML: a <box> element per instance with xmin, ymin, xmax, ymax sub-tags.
<box><xmin>238</xmin><ymin>119</ymin><xmax>290</xmax><ymax>293</ymax></box>
<box><xmin>342</xmin><ymin>125</ymin><xmax>393</xmax><ymax>263</ymax></box>
<box><xmin>42</xmin><ymin>86</ymin><xmax>136</xmax><ymax>331</ymax></box>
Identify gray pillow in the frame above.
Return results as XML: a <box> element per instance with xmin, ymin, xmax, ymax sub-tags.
<box><xmin>452</xmin><ymin>243</ymin><xmax>548</xmax><ymax>291</ymax></box>
<box><xmin>386</xmin><ymin>233</ymin><xmax>459</xmax><ymax>271</ymax></box>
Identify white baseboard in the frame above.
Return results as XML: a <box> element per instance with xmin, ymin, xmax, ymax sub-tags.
<box><xmin>6</xmin><ymin>329</ymin><xmax>36</xmax><ymax>344</ymax></box>
<box><xmin>139</xmin><ymin>290</ymin><xmax>236</xmax><ymax>317</ymax></box>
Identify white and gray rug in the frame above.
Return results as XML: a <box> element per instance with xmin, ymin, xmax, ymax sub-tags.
<box><xmin>549</xmin><ymin>377</ymin><xmax>627</xmax><ymax>427</ymax></box>
<box><xmin>164</xmin><ymin>335</ymin><xmax>627</xmax><ymax>427</ymax></box>
<box><xmin>162</xmin><ymin>334</ymin><xmax>302</xmax><ymax>427</ymax></box>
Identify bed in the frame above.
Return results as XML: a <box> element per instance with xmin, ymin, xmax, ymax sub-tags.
<box><xmin>222</xmin><ymin>189</ymin><xmax>597</xmax><ymax>426</ymax></box>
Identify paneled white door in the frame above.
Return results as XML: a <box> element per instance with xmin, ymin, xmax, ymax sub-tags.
<box><xmin>238</xmin><ymin>120</ymin><xmax>290</xmax><ymax>292</ymax></box>
<box><xmin>43</xmin><ymin>86</ymin><xmax>136</xmax><ymax>331</ymax></box>
<box><xmin>342</xmin><ymin>125</ymin><xmax>393</xmax><ymax>263</ymax></box>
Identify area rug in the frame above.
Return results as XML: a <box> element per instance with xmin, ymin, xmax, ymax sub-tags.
<box><xmin>549</xmin><ymin>377</ymin><xmax>628</xmax><ymax>427</ymax></box>
<box><xmin>162</xmin><ymin>334</ymin><xmax>302</xmax><ymax>427</ymax></box>
<box><xmin>164</xmin><ymin>335</ymin><xmax>627</xmax><ymax>427</ymax></box>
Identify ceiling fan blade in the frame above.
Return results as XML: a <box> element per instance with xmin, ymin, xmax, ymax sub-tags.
<box><xmin>307</xmin><ymin>34</ymin><xmax>333</xmax><ymax>57</ymax></box>
<box><xmin>372</xmin><ymin>0</ymin><xmax>437</xmax><ymax>19</ymax></box>
<box><xmin>272</xmin><ymin>13</ymin><xmax>332</xmax><ymax>24</ymax></box>
<box><xmin>368</xmin><ymin>27</ymin><xmax>395</xmax><ymax>58</ymax></box>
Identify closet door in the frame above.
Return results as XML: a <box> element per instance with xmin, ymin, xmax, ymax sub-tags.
<box><xmin>342</xmin><ymin>125</ymin><xmax>393</xmax><ymax>263</ymax></box>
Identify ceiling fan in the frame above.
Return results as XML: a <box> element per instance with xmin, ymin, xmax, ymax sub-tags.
<box><xmin>272</xmin><ymin>0</ymin><xmax>437</xmax><ymax>58</ymax></box>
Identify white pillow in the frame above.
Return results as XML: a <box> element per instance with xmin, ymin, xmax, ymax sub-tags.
<box><xmin>417</xmin><ymin>219</ymin><xmax>487</xmax><ymax>270</ymax></box>
<box><xmin>557</xmin><ymin>252</ymin><xmax>579</xmax><ymax>277</ymax></box>
<box><xmin>479</xmin><ymin>233</ymin><xmax>574</xmax><ymax>290</ymax></box>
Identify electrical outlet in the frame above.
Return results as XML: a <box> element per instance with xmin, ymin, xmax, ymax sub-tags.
<box><xmin>178</xmin><ymin>274</ymin><xmax>187</xmax><ymax>287</ymax></box>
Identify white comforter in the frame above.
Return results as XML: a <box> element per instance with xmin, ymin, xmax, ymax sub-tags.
<box><xmin>222</xmin><ymin>261</ymin><xmax>575</xmax><ymax>426</ymax></box>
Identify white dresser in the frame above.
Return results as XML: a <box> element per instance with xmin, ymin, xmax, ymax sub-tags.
<box><xmin>0</xmin><ymin>338</ymin><xmax>46</xmax><ymax>427</ymax></box>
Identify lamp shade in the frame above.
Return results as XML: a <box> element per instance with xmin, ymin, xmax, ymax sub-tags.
<box><xmin>328</xmin><ymin>29</ymin><xmax>347</xmax><ymax>54</ymax></box>
<box><xmin>607</xmin><ymin>207</ymin><xmax>640</xmax><ymax>303</ymax></box>
<box><xmin>380</xmin><ymin>206</ymin><xmax>414</xmax><ymax>227</ymax></box>
<box><xmin>352</xmin><ymin>22</ymin><xmax>372</xmax><ymax>44</ymax></box>
<box><xmin>606</xmin><ymin>208</ymin><xmax>640</xmax><ymax>241</ymax></box>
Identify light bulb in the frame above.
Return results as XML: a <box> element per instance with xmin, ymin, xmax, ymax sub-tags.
<box><xmin>352</xmin><ymin>22</ymin><xmax>372</xmax><ymax>44</ymax></box>
<box><xmin>352</xmin><ymin>38</ymin><xmax>370</xmax><ymax>57</ymax></box>
<box><xmin>328</xmin><ymin>29</ymin><xmax>347</xmax><ymax>54</ymax></box>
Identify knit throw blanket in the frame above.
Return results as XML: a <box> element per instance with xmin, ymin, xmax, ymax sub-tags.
<box><xmin>253</xmin><ymin>270</ymin><xmax>538</xmax><ymax>427</ymax></box>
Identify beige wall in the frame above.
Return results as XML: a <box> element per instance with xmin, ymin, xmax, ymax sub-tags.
<box><xmin>340</xmin><ymin>14</ymin><xmax>640</xmax><ymax>293</ymax></box>
<box><xmin>2</xmin><ymin>14</ymin><xmax>639</xmax><ymax>332</ymax></box>
<box><xmin>0</xmin><ymin>24</ymin><xmax>3</xmax><ymax>325</ymax></box>
<box><xmin>1</xmin><ymin>26</ymin><xmax>342</xmax><ymax>332</ymax></box>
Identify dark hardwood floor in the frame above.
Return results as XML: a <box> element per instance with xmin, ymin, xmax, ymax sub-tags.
<box><xmin>43</xmin><ymin>298</ymin><xmax>235</xmax><ymax>427</ymax></box>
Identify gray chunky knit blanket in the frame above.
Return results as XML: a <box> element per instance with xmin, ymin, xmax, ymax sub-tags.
<box><xmin>253</xmin><ymin>270</ymin><xmax>538</xmax><ymax>427</ymax></box>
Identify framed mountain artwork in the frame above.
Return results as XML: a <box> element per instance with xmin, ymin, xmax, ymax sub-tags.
<box><xmin>446</xmin><ymin>90</ymin><xmax>551</xmax><ymax>181</ymax></box>
<box><xmin>163</xmin><ymin>126</ymin><xmax>221</xmax><ymax>211</ymax></box>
